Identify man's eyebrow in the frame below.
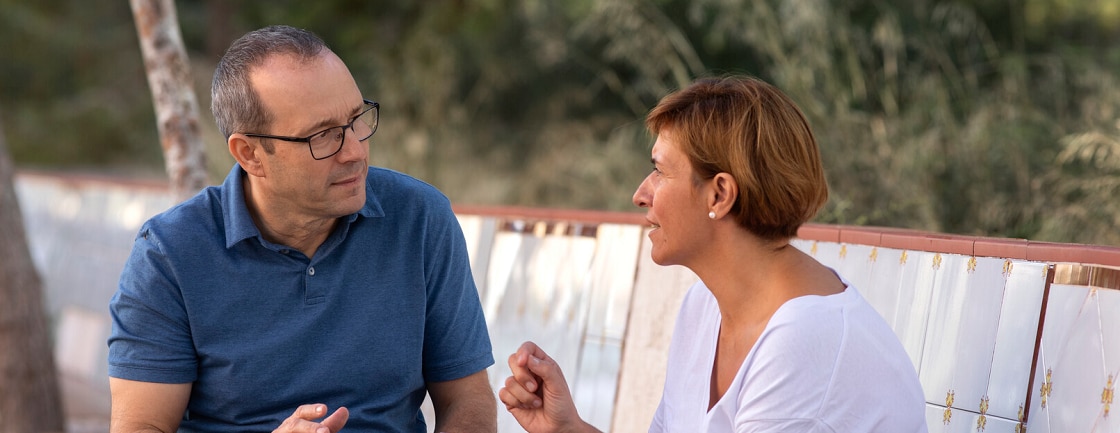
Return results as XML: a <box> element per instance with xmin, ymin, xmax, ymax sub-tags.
<box><xmin>301</xmin><ymin>103</ymin><xmax>365</xmax><ymax>135</ymax></box>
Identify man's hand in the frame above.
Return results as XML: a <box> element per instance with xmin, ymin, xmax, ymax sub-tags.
<box><xmin>272</xmin><ymin>404</ymin><xmax>349</xmax><ymax>433</ymax></box>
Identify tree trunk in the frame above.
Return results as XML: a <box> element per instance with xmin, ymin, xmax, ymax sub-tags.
<box><xmin>0</xmin><ymin>114</ymin><xmax>66</xmax><ymax>432</ymax></box>
<box><xmin>131</xmin><ymin>0</ymin><xmax>209</xmax><ymax>201</ymax></box>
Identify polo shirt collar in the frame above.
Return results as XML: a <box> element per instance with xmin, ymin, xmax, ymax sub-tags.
<box><xmin>220</xmin><ymin>164</ymin><xmax>384</xmax><ymax>249</ymax></box>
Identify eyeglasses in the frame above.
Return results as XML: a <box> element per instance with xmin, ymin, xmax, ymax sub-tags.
<box><xmin>244</xmin><ymin>100</ymin><xmax>379</xmax><ymax>160</ymax></box>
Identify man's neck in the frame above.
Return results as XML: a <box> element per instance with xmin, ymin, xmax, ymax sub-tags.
<box><xmin>242</xmin><ymin>178</ymin><xmax>335</xmax><ymax>258</ymax></box>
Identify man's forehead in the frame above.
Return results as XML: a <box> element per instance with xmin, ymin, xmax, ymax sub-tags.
<box><xmin>249</xmin><ymin>52</ymin><xmax>360</xmax><ymax>127</ymax></box>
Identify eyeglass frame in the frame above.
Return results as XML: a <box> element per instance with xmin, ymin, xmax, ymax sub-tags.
<box><xmin>242</xmin><ymin>99</ymin><xmax>379</xmax><ymax>160</ymax></box>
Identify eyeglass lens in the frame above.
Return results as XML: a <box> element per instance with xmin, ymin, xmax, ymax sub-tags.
<box><xmin>309</xmin><ymin>106</ymin><xmax>378</xmax><ymax>159</ymax></box>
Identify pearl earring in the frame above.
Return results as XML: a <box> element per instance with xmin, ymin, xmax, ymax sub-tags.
<box><xmin>708</xmin><ymin>211</ymin><xmax>716</xmax><ymax>219</ymax></box>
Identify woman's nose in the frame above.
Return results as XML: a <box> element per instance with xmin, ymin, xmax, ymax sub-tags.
<box><xmin>632</xmin><ymin>174</ymin><xmax>652</xmax><ymax>208</ymax></box>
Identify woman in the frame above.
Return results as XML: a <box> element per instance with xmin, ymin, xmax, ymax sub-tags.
<box><xmin>498</xmin><ymin>76</ymin><xmax>928</xmax><ymax>432</ymax></box>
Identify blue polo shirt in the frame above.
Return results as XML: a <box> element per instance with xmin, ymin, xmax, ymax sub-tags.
<box><xmin>108</xmin><ymin>164</ymin><xmax>493</xmax><ymax>432</ymax></box>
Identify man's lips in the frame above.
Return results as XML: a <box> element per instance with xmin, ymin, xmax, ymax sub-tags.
<box><xmin>331</xmin><ymin>172</ymin><xmax>362</xmax><ymax>186</ymax></box>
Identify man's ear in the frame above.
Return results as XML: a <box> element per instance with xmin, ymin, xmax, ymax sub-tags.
<box><xmin>229</xmin><ymin>133</ymin><xmax>264</xmax><ymax>177</ymax></box>
<box><xmin>708</xmin><ymin>172</ymin><xmax>739</xmax><ymax>218</ymax></box>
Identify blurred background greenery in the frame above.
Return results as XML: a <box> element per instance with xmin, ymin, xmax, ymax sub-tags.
<box><xmin>1</xmin><ymin>0</ymin><xmax>1118</xmax><ymax>245</ymax></box>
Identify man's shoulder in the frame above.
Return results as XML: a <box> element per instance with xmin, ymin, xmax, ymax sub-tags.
<box><xmin>367</xmin><ymin>166</ymin><xmax>440</xmax><ymax>191</ymax></box>
<box><xmin>365</xmin><ymin>166</ymin><xmax>450</xmax><ymax>206</ymax></box>
<box><xmin>138</xmin><ymin>186</ymin><xmax>225</xmax><ymax>243</ymax></box>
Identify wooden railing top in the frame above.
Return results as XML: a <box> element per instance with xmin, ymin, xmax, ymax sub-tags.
<box><xmin>451</xmin><ymin>205</ymin><xmax>1120</xmax><ymax>271</ymax></box>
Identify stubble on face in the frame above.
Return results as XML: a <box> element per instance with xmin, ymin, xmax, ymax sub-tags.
<box><xmin>249</xmin><ymin>51</ymin><xmax>370</xmax><ymax>222</ymax></box>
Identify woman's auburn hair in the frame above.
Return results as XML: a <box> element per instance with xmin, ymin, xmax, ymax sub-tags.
<box><xmin>645</xmin><ymin>76</ymin><xmax>829</xmax><ymax>240</ymax></box>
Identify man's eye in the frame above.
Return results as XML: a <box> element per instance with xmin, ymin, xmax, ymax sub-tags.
<box><xmin>313</xmin><ymin>129</ymin><xmax>334</xmax><ymax>140</ymax></box>
<box><xmin>314</xmin><ymin>128</ymin><xmax>344</xmax><ymax>142</ymax></box>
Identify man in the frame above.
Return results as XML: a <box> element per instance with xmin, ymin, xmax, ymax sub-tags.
<box><xmin>108</xmin><ymin>25</ymin><xmax>496</xmax><ymax>432</ymax></box>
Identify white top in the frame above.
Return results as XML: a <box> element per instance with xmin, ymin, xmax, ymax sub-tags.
<box><xmin>649</xmin><ymin>279</ymin><xmax>928</xmax><ymax>433</ymax></box>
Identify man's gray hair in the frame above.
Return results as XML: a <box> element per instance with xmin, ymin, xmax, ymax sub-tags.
<box><xmin>211</xmin><ymin>25</ymin><xmax>329</xmax><ymax>139</ymax></box>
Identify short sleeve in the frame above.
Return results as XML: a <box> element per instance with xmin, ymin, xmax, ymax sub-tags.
<box><xmin>107</xmin><ymin>227</ymin><xmax>198</xmax><ymax>384</ymax></box>
<box><xmin>419</xmin><ymin>199</ymin><xmax>494</xmax><ymax>382</ymax></box>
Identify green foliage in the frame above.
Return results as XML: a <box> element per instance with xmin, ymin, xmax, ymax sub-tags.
<box><xmin>1</xmin><ymin>0</ymin><xmax>164</xmax><ymax>171</ymax></box>
<box><xmin>1</xmin><ymin>0</ymin><xmax>1117</xmax><ymax>244</ymax></box>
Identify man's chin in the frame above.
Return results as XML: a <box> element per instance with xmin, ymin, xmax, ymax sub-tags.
<box><xmin>324</xmin><ymin>187</ymin><xmax>364</xmax><ymax>215</ymax></box>
<box><xmin>341</xmin><ymin>192</ymin><xmax>365</xmax><ymax>213</ymax></box>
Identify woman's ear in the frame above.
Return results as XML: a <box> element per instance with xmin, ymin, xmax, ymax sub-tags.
<box><xmin>708</xmin><ymin>172</ymin><xmax>738</xmax><ymax>218</ymax></box>
<box><xmin>228</xmin><ymin>133</ymin><xmax>264</xmax><ymax>177</ymax></box>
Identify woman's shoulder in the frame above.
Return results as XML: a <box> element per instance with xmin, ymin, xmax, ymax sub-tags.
<box><xmin>758</xmin><ymin>286</ymin><xmax>894</xmax><ymax>360</ymax></box>
<box><xmin>767</xmin><ymin>286</ymin><xmax>854</xmax><ymax>326</ymax></box>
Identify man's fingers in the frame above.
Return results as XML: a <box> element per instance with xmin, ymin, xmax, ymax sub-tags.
<box><xmin>321</xmin><ymin>406</ymin><xmax>349</xmax><ymax>433</ymax></box>
<box><xmin>295</xmin><ymin>404</ymin><xmax>328</xmax><ymax>420</ymax></box>
<box><xmin>275</xmin><ymin>404</ymin><xmax>346</xmax><ymax>433</ymax></box>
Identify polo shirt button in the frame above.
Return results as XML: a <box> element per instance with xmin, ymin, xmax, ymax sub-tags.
<box><xmin>280</xmin><ymin>249</ymin><xmax>289</xmax><ymax>254</ymax></box>
<box><xmin>307</xmin><ymin>267</ymin><xmax>315</xmax><ymax>276</ymax></box>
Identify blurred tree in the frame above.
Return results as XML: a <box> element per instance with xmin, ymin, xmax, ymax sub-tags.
<box><xmin>670</xmin><ymin>0</ymin><xmax>1117</xmax><ymax>243</ymax></box>
<box><xmin>0</xmin><ymin>113</ymin><xmax>66</xmax><ymax>433</ymax></box>
<box><xmin>131</xmin><ymin>0</ymin><xmax>208</xmax><ymax>201</ymax></box>
<box><xmin>1041</xmin><ymin>59</ymin><xmax>1120</xmax><ymax>246</ymax></box>
<box><xmin>1</xmin><ymin>0</ymin><xmax>165</xmax><ymax>171</ymax></box>
<box><xmin>1</xmin><ymin>0</ymin><xmax>1118</xmax><ymax>244</ymax></box>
